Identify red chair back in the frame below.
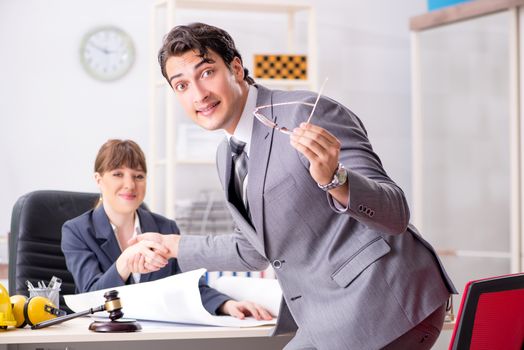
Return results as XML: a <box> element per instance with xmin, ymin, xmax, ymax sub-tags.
<box><xmin>449</xmin><ymin>273</ymin><xmax>524</xmax><ymax>350</ymax></box>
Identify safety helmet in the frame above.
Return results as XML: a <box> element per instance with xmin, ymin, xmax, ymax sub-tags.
<box><xmin>0</xmin><ymin>283</ymin><xmax>16</xmax><ymax>329</ymax></box>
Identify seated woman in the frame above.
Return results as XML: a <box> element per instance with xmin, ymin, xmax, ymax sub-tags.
<box><xmin>61</xmin><ymin>139</ymin><xmax>272</xmax><ymax>319</ymax></box>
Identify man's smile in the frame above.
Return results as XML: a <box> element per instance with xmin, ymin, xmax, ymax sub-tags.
<box><xmin>196</xmin><ymin>101</ymin><xmax>220</xmax><ymax>116</ymax></box>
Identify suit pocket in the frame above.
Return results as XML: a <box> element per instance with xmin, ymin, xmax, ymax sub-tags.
<box><xmin>331</xmin><ymin>237</ymin><xmax>391</xmax><ymax>288</ymax></box>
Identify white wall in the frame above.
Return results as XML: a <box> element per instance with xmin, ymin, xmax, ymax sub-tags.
<box><xmin>0</xmin><ymin>0</ymin><xmax>425</xmax><ymax>234</ymax></box>
<box><xmin>0</xmin><ymin>0</ymin><xmax>152</xmax><ymax>235</ymax></box>
<box><xmin>2</xmin><ymin>1</ymin><xmax>455</xmax><ymax>348</ymax></box>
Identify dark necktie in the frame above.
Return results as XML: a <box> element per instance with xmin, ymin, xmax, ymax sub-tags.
<box><xmin>230</xmin><ymin>136</ymin><xmax>249</xmax><ymax>209</ymax></box>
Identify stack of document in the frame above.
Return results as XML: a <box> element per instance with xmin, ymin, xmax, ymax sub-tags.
<box><xmin>64</xmin><ymin>269</ymin><xmax>282</xmax><ymax>327</ymax></box>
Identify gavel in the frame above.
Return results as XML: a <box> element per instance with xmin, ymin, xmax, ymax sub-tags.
<box><xmin>32</xmin><ymin>290</ymin><xmax>141</xmax><ymax>332</ymax></box>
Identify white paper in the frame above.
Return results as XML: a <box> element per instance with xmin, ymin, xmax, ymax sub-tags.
<box><xmin>64</xmin><ymin>269</ymin><xmax>279</xmax><ymax>327</ymax></box>
<box><xmin>210</xmin><ymin>276</ymin><xmax>282</xmax><ymax>317</ymax></box>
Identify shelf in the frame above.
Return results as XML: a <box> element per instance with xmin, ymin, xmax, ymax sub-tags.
<box><xmin>154</xmin><ymin>0</ymin><xmax>310</xmax><ymax>13</ymax></box>
<box><xmin>255</xmin><ymin>78</ymin><xmax>311</xmax><ymax>89</ymax></box>
<box><xmin>436</xmin><ymin>249</ymin><xmax>512</xmax><ymax>259</ymax></box>
<box><xmin>173</xmin><ymin>0</ymin><xmax>310</xmax><ymax>13</ymax></box>
<box><xmin>410</xmin><ymin>0</ymin><xmax>524</xmax><ymax>31</ymax></box>
<box><xmin>149</xmin><ymin>0</ymin><xmax>316</xmax><ymax>217</ymax></box>
<box><xmin>410</xmin><ymin>3</ymin><xmax>520</xmax><ymax>277</ymax></box>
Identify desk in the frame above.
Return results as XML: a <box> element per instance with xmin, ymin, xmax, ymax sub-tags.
<box><xmin>442</xmin><ymin>320</ymin><xmax>455</xmax><ymax>331</ymax></box>
<box><xmin>0</xmin><ymin>317</ymin><xmax>293</xmax><ymax>350</ymax></box>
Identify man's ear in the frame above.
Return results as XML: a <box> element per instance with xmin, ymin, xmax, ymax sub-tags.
<box><xmin>231</xmin><ymin>57</ymin><xmax>244</xmax><ymax>81</ymax></box>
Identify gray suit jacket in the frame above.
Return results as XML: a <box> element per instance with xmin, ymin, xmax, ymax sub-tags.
<box><xmin>178</xmin><ymin>84</ymin><xmax>456</xmax><ymax>349</ymax></box>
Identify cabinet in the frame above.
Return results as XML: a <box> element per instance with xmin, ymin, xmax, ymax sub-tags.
<box><xmin>148</xmin><ymin>0</ymin><xmax>317</xmax><ymax>222</ymax></box>
<box><xmin>410</xmin><ymin>0</ymin><xmax>524</xmax><ymax>300</ymax></box>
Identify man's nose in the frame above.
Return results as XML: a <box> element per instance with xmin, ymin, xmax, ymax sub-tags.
<box><xmin>193</xmin><ymin>82</ymin><xmax>209</xmax><ymax>104</ymax></box>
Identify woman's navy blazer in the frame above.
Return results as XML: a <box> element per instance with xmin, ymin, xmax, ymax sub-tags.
<box><xmin>61</xmin><ymin>205</ymin><xmax>230</xmax><ymax>315</ymax></box>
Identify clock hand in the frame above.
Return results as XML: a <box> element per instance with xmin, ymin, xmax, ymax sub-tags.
<box><xmin>88</xmin><ymin>42</ymin><xmax>113</xmax><ymax>54</ymax></box>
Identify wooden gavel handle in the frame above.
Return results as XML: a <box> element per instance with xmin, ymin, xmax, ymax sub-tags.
<box><xmin>31</xmin><ymin>305</ymin><xmax>105</xmax><ymax>329</ymax></box>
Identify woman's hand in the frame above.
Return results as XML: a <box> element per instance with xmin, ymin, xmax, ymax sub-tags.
<box><xmin>116</xmin><ymin>239</ymin><xmax>169</xmax><ymax>280</ymax></box>
<box><xmin>130</xmin><ymin>232</ymin><xmax>180</xmax><ymax>259</ymax></box>
<box><xmin>218</xmin><ymin>300</ymin><xmax>273</xmax><ymax>320</ymax></box>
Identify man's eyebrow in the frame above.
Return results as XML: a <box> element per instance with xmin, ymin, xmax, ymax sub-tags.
<box><xmin>196</xmin><ymin>57</ymin><xmax>215</xmax><ymax>69</ymax></box>
<box><xmin>168</xmin><ymin>57</ymin><xmax>216</xmax><ymax>84</ymax></box>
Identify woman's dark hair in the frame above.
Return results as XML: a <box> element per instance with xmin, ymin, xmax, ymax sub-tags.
<box><xmin>158</xmin><ymin>22</ymin><xmax>254</xmax><ymax>85</ymax></box>
<box><xmin>94</xmin><ymin>139</ymin><xmax>147</xmax><ymax>175</ymax></box>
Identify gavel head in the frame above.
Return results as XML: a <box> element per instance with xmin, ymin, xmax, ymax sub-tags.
<box><xmin>103</xmin><ymin>290</ymin><xmax>123</xmax><ymax>321</ymax></box>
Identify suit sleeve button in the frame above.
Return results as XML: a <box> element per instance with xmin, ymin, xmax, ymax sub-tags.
<box><xmin>272</xmin><ymin>260</ymin><xmax>283</xmax><ymax>269</ymax></box>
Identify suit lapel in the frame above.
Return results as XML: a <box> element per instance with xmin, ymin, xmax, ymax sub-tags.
<box><xmin>217</xmin><ymin>139</ymin><xmax>233</xmax><ymax>202</ymax></box>
<box><xmin>247</xmin><ymin>85</ymin><xmax>275</xmax><ymax>250</ymax></box>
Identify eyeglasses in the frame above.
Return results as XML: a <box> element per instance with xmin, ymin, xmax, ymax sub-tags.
<box><xmin>252</xmin><ymin>78</ymin><xmax>328</xmax><ymax>135</ymax></box>
<box><xmin>253</xmin><ymin>101</ymin><xmax>315</xmax><ymax>135</ymax></box>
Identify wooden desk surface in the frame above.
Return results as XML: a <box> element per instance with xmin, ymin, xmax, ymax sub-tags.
<box><xmin>0</xmin><ymin>317</ymin><xmax>457</xmax><ymax>345</ymax></box>
<box><xmin>0</xmin><ymin>317</ymin><xmax>277</xmax><ymax>345</ymax></box>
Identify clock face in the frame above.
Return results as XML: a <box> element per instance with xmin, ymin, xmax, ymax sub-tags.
<box><xmin>80</xmin><ymin>26</ymin><xmax>135</xmax><ymax>81</ymax></box>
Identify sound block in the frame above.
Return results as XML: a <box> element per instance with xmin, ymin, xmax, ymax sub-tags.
<box><xmin>88</xmin><ymin>319</ymin><xmax>142</xmax><ymax>332</ymax></box>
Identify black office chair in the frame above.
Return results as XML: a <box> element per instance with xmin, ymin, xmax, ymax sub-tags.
<box><xmin>9</xmin><ymin>190</ymin><xmax>99</xmax><ymax>313</ymax></box>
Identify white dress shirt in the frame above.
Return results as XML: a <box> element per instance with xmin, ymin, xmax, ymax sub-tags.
<box><xmin>111</xmin><ymin>213</ymin><xmax>142</xmax><ymax>283</ymax></box>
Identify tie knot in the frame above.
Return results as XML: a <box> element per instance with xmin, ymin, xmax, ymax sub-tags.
<box><xmin>230</xmin><ymin>137</ymin><xmax>247</xmax><ymax>156</ymax></box>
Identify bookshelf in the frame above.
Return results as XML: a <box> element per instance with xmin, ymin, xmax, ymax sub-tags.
<box><xmin>147</xmin><ymin>0</ymin><xmax>317</xmax><ymax>280</ymax></box>
<box><xmin>148</xmin><ymin>0</ymin><xmax>317</xmax><ymax>220</ymax></box>
<box><xmin>409</xmin><ymin>1</ymin><xmax>524</xmax><ymax>331</ymax></box>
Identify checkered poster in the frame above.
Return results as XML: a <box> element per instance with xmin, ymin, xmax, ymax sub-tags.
<box><xmin>253</xmin><ymin>54</ymin><xmax>308</xmax><ymax>80</ymax></box>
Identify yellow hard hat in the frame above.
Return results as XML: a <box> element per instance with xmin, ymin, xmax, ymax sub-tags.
<box><xmin>10</xmin><ymin>295</ymin><xmax>27</xmax><ymax>328</ymax></box>
<box><xmin>24</xmin><ymin>296</ymin><xmax>60</xmax><ymax>326</ymax></box>
<box><xmin>0</xmin><ymin>283</ymin><xmax>16</xmax><ymax>329</ymax></box>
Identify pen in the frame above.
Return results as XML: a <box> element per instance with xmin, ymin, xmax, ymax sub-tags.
<box><xmin>49</xmin><ymin>276</ymin><xmax>62</xmax><ymax>290</ymax></box>
<box><xmin>26</xmin><ymin>280</ymin><xmax>35</xmax><ymax>291</ymax></box>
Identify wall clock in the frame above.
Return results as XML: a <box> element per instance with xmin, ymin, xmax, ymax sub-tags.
<box><xmin>80</xmin><ymin>26</ymin><xmax>135</xmax><ymax>81</ymax></box>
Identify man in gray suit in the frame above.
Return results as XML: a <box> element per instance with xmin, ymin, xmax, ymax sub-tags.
<box><xmin>137</xmin><ymin>22</ymin><xmax>456</xmax><ymax>349</ymax></box>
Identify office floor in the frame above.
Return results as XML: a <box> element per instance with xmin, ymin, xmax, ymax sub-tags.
<box><xmin>433</xmin><ymin>330</ymin><xmax>452</xmax><ymax>350</ymax></box>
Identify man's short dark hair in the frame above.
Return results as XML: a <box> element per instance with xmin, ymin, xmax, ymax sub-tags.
<box><xmin>158</xmin><ymin>22</ymin><xmax>254</xmax><ymax>85</ymax></box>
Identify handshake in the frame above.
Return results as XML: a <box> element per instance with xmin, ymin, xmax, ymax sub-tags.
<box><xmin>117</xmin><ymin>233</ymin><xmax>180</xmax><ymax>276</ymax></box>
<box><xmin>117</xmin><ymin>233</ymin><xmax>272</xmax><ymax>320</ymax></box>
